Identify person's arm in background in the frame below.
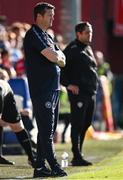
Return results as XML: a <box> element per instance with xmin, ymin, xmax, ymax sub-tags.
<box><xmin>60</xmin><ymin>46</ymin><xmax>79</xmax><ymax>95</ymax></box>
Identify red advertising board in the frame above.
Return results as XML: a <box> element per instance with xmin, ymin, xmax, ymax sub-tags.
<box><xmin>114</xmin><ymin>0</ymin><xmax>123</xmax><ymax>36</ymax></box>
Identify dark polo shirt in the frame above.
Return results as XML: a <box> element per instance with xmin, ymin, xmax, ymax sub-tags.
<box><xmin>24</xmin><ymin>24</ymin><xmax>60</xmax><ymax>98</ymax></box>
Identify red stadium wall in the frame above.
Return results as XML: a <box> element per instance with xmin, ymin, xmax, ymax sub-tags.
<box><xmin>81</xmin><ymin>0</ymin><xmax>123</xmax><ymax>74</ymax></box>
<box><xmin>81</xmin><ymin>0</ymin><xmax>107</xmax><ymax>55</ymax></box>
<box><xmin>0</xmin><ymin>0</ymin><xmax>61</xmax><ymax>33</ymax></box>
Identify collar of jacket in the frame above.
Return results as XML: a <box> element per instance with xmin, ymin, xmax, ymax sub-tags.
<box><xmin>32</xmin><ymin>24</ymin><xmax>45</xmax><ymax>34</ymax></box>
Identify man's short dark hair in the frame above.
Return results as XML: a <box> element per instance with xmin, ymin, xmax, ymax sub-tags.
<box><xmin>33</xmin><ymin>2</ymin><xmax>55</xmax><ymax>21</ymax></box>
<box><xmin>75</xmin><ymin>21</ymin><xmax>92</xmax><ymax>33</ymax></box>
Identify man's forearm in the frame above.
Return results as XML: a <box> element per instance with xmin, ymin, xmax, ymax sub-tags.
<box><xmin>41</xmin><ymin>47</ymin><xmax>66</xmax><ymax>67</ymax></box>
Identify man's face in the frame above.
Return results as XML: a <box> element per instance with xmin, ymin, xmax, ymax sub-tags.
<box><xmin>78</xmin><ymin>26</ymin><xmax>93</xmax><ymax>44</ymax></box>
<box><xmin>38</xmin><ymin>9</ymin><xmax>54</xmax><ymax>29</ymax></box>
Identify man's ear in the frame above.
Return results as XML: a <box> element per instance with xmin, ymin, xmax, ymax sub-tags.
<box><xmin>76</xmin><ymin>31</ymin><xmax>82</xmax><ymax>38</ymax></box>
<box><xmin>37</xmin><ymin>13</ymin><xmax>43</xmax><ymax>19</ymax></box>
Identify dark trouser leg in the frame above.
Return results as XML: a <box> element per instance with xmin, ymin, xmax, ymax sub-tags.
<box><xmin>80</xmin><ymin>95</ymin><xmax>96</xmax><ymax>152</ymax></box>
<box><xmin>71</xmin><ymin>125</ymin><xmax>80</xmax><ymax>158</ymax></box>
<box><xmin>36</xmin><ymin>133</ymin><xmax>46</xmax><ymax>167</ymax></box>
<box><xmin>68</xmin><ymin>93</ymin><xmax>83</xmax><ymax>158</ymax></box>
<box><xmin>61</xmin><ymin>119</ymin><xmax>69</xmax><ymax>143</ymax></box>
<box><xmin>0</xmin><ymin>126</ymin><xmax>3</xmax><ymax>155</ymax></box>
<box><xmin>69</xmin><ymin>93</ymin><xmax>96</xmax><ymax>158</ymax></box>
<box><xmin>32</xmin><ymin>91</ymin><xmax>59</xmax><ymax>169</ymax></box>
<box><xmin>53</xmin><ymin>101</ymin><xmax>59</xmax><ymax>135</ymax></box>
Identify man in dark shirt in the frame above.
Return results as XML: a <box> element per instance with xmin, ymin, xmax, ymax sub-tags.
<box><xmin>24</xmin><ymin>2</ymin><xmax>67</xmax><ymax>178</ymax></box>
<box><xmin>61</xmin><ymin>22</ymin><xmax>98</xmax><ymax>166</ymax></box>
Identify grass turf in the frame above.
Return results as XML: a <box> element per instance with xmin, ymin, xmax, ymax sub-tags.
<box><xmin>0</xmin><ymin>139</ymin><xmax>123</xmax><ymax>179</ymax></box>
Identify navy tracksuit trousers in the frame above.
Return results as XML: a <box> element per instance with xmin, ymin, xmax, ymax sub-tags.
<box><xmin>32</xmin><ymin>90</ymin><xmax>59</xmax><ymax>168</ymax></box>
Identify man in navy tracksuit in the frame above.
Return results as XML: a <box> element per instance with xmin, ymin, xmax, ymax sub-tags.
<box><xmin>61</xmin><ymin>22</ymin><xmax>98</xmax><ymax>166</ymax></box>
<box><xmin>24</xmin><ymin>2</ymin><xmax>67</xmax><ymax>178</ymax></box>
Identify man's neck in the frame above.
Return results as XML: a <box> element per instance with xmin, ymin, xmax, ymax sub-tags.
<box><xmin>35</xmin><ymin>22</ymin><xmax>47</xmax><ymax>32</ymax></box>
